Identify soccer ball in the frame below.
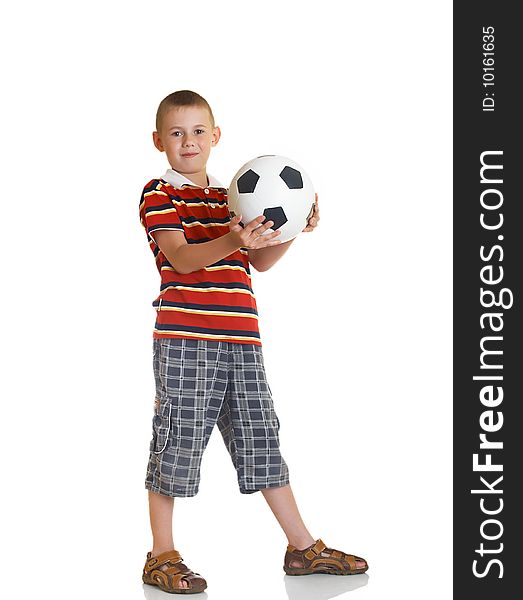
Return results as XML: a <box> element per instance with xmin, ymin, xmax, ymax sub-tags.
<box><xmin>228</xmin><ymin>155</ymin><xmax>315</xmax><ymax>244</ymax></box>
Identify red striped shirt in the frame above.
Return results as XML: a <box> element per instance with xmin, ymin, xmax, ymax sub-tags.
<box><xmin>139</xmin><ymin>170</ymin><xmax>261</xmax><ymax>345</ymax></box>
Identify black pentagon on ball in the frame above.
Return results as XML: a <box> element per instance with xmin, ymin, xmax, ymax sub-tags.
<box><xmin>237</xmin><ymin>169</ymin><xmax>260</xmax><ymax>193</ymax></box>
<box><xmin>279</xmin><ymin>166</ymin><xmax>303</xmax><ymax>189</ymax></box>
<box><xmin>263</xmin><ymin>206</ymin><xmax>288</xmax><ymax>230</ymax></box>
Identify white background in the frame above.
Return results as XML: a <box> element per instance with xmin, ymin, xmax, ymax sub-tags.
<box><xmin>0</xmin><ymin>1</ymin><xmax>452</xmax><ymax>599</ymax></box>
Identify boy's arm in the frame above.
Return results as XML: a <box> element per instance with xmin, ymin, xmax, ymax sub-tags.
<box><xmin>248</xmin><ymin>240</ymin><xmax>295</xmax><ymax>272</ymax></box>
<box><xmin>154</xmin><ymin>215</ymin><xmax>281</xmax><ymax>274</ymax></box>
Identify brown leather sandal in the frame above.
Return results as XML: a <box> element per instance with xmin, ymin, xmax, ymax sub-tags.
<box><xmin>142</xmin><ymin>549</ymin><xmax>207</xmax><ymax>594</ymax></box>
<box><xmin>284</xmin><ymin>538</ymin><xmax>368</xmax><ymax>576</ymax></box>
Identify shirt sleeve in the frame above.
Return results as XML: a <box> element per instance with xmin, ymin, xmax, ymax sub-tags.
<box><xmin>139</xmin><ymin>180</ymin><xmax>184</xmax><ymax>245</ymax></box>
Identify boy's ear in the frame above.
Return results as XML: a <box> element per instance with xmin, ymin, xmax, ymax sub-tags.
<box><xmin>152</xmin><ymin>131</ymin><xmax>164</xmax><ymax>152</ymax></box>
<box><xmin>211</xmin><ymin>126</ymin><xmax>221</xmax><ymax>146</ymax></box>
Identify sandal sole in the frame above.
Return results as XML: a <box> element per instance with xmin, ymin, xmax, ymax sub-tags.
<box><xmin>284</xmin><ymin>567</ymin><xmax>368</xmax><ymax>576</ymax></box>
<box><xmin>142</xmin><ymin>576</ymin><xmax>207</xmax><ymax>594</ymax></box>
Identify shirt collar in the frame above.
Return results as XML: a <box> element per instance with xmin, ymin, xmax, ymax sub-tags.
<box><xmin>161</xmin><ymin>168</ymin><xmax>226</xmax><ymax>190</ymax></box>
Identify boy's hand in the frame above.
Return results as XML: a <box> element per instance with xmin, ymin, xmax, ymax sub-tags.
<box><xmin>303</xmin><ymin>193</ymin><xmax>320</xmax><ymax>232</ymax></box>
<box><xmin>228</xmin><ymin>214</ymin><xmax>282</xmax><ymax>249</ymax></box>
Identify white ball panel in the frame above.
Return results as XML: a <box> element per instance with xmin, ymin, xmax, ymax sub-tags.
<box><xmin>228</xmin><ymin>155</ymin><xmax>315</xmax><ymax>243</ymax></box>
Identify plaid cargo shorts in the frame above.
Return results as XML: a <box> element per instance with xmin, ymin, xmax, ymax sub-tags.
<box><xmin>145</xmin><ymin>337</ymin><xmax>290</xmax><ymax>497</ymax></box>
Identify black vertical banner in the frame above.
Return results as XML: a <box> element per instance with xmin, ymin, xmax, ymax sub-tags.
<box><xmin>454</xmin><ymin>2</ymin><xmax>521</xmax><ymax>598</ymax></box>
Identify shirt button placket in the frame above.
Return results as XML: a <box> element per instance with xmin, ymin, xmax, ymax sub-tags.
<box><xmin>205</xmin><ymin>188</ymin><xmax>216</xmax><ymax>208</ymax></box>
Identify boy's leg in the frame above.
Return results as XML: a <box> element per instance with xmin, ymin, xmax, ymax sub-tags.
<box><xmin>148</xmin><ymin>490</ymin><xmax>175</xmax><ymax>555</ymax></box>
<box><xmin>260</xmin><ymin>484</ymin><xmax>315</xmax><ymax>549</ymax></box>
<box><xmin>144</xmin><ymin>338</ymin><xmax>230</xmax><ymax>590</ymax></box>
<box><xmin>222</xmin><ymin>344</ymin><xmax>366</xmax><ymax>570</ymax></box>
<box><xmin>260</xmin><ymin>484</ymin><xmax>367</xmax><ymax>570</ymax></box>
<box><xmin>146</xmin><ymin>490</ymin><xmax>189</xmax><ymax>589</ymax></box>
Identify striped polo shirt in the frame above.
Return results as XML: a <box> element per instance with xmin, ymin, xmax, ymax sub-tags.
<box><xmin>139</xmin><ymin>168</ymin><xmax>261</xmax><ymax>345</ymax></box>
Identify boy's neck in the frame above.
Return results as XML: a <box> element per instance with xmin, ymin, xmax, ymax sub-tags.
<box><xmin>192</xmin><ymin>174</ymin><xmax>209</xmax><ymax>188</ymax></box>
<box><xmin>177</xmin><ymin>169</ymin><xmax>208</xmax><ymax>188</ymax></box>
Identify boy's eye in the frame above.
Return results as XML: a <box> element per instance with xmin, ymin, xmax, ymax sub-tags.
<box><xmin>171</xmin><ymin>131</ymin><xmax>182</xmax><ymax>136</ymax></box>
<box><xmin>195</xmin><ymin>129</ymin><xmax>205</xmax><ymax>134</ymax></box>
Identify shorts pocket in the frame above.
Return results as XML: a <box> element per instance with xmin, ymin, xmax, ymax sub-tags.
<box><xmin>272</xmin><ymin>412</ymin><xmax>281</xmax><ymax>432</ymax></box>
<box><xmin>151</xmin><ymin>395</ymin><xmax>172</xmax><ymax>454</ymax></box>
<box><xmin>275</xmin><ymin>414</ymin><xmax>281</xmax><ymax>431</ymax></box>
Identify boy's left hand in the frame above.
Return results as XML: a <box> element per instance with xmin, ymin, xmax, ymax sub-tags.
<box><xmin>303</xmin><ymin>193</ymin><xmax>320</xmax><ymax>232</ymax></box>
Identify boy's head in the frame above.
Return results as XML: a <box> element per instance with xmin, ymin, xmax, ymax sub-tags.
<box><xmin>153</xmin><ymin>90</ymin><xmax>220</xmax><ymax>182</ymax></box>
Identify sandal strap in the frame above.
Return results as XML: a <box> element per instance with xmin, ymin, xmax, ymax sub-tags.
<box><xmin>342</xmin><ymin>553</ymin><xmax>357</xmax><ymax>570</ymax></box>
<box><xmin>169</xmin><ymin>572</ymin><xmax>188</xmax><ymax>587</ymax></box>
<box><xmin>145</xmin><ymin>549</ymin><xmax>182</xmax><ymax>572</ymax></box>
<box><xmin>325</xmin><ymin>550</ymin><xmax>367</xmax><ymax>572</ymax></box>
<box><xmin>321</xmin><ymin>548</ymin><xmax>363</xmax><ymax>571</ymax></box>
<box><xmin>303</xmin><ymin>539</ymin><xmax>326</xmax><ymax>560</ymax></box>
<box><xmin>163</xmin><ymin>564</ymin><xmax>196</xmax><ymax>577</ymax></box>
<box><xmin>285</xmin><ymin>538</ymin><xmax>327</xmax><ymax>558</ymax></box>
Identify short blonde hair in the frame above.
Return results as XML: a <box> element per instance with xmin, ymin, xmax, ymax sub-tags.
<box><xmin>155</xmin><ymin>90</ymin><xmax>215</xmax><ymax>132</ymax></box>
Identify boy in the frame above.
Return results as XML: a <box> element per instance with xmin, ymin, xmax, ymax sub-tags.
<box><xmin>139</xmin><ymin>90</ymin><xmax>368</xmax><ymax>593</ymax></box>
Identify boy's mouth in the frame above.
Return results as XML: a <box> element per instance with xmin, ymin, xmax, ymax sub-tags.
<box><xmin>181</xmin><ymin>152</ymin><xmax>198</xmax><ymax>158</ymax></box>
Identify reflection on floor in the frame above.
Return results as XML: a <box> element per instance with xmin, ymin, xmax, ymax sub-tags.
<box><xmin>284</xmin><ymin>572</ymin><xmax>369</xmax><ymax>600</ymax></box>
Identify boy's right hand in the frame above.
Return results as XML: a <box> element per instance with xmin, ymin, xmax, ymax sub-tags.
<box><xmin>228</xmin><ymin>214</ymin><xmax>282</xmax><ymax>249</ymax></box>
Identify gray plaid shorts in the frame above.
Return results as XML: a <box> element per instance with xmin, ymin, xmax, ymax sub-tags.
<box><xmin>145</xmin><ymin>337</ymin><xmax>290</xmax><ymax>497</ymax></box>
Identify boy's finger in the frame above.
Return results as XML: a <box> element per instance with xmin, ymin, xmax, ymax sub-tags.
<box><xmin>244</xmin><ymin>215</ymin><xmax>266</xmax><ymax>232</ymax></box>
<box><xmin>255</xmin><ymin>229</ymin><xmax>281</xmax><ymax>244</ymax></box>
<box><xmin>250</xmin><ymin>221</ymin><xmax>275</xmax><ymax>240</ymax></box>
<box><xmin>256</xmin><ymin>236</ymin><xmax>282</xmax><ymax>247</ymax></box>
<box><xmin>229</xmin><ymin>215</ymin><xmax>242</xmax><ymax>229</ymax></box>
<box><xmin>228</xmin><ymin>214</ymin><xmax>242</xmax><ymax>226</ymax></box>
<box><xmin>255</xmin><ymin>219</ymin><xmax>275</xmax><ymax>233</ymax></box>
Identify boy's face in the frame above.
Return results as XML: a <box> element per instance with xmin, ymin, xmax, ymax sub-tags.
<box><xmin>153</xmin><ymin>106</ymin><xmax>220</xmax><ymax>182</ymax></box>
